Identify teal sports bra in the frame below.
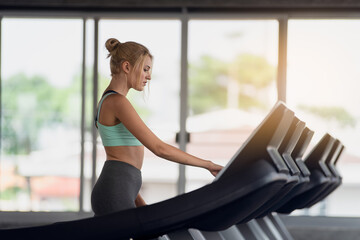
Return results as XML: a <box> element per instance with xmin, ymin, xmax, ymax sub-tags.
<box><xmin>95</xmin><ymin>90</ymin><xmax>142</xmax><ymax>147</ymax></box>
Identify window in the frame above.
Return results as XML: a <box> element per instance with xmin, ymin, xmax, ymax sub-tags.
<box><xmin>0</xmin><ymin>18</ymin><xmax>83</xmax><ymax>211</ymax></box>
<box><xmin>186</xmin><ymin>20</ymin><xmax>279</xmax><ymax>191</ymax></box>
<box><xmin>97</xmin><ymin>19</ymin><xmax>181</xmax><ymax>204</ymax></box>
<box><xmin>287</xmin><ymin>19</ymin><xmax>360</xmax><ymax>216</ymax></box>
<box><xmin>1</xmin><ymin>13</ymin><xmax>359</xmax><ymax>219</ymax></box>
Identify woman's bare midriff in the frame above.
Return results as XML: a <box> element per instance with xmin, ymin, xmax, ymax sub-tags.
<box><xmin>104</xmin><ymin>145</ymin><xmax>144</xmax><ymax>170</ymax></box>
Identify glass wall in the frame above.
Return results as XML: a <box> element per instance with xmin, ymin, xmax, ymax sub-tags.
<box><xmin>97</xmin><ymin>19</ymin><xmax>181</xmax><ymax>204</ymax></box>
<box><xmin>287</xmin><ymin>19</ymin><xmax>360</xmax><ymax>216</ymax></box>
<box><xmin>186</xmin><ymin>20</ymin><xmax>279</xmax><ymax>191</ymax></box>
<box><xmin>0</xmin><ymin>13</ymin><xmax>359</xmax><ymax>218</ymax></box>
<box><xmin>0</xmin><ymin>18</ymin><xmax>83</xmax><ymax>211</ymax></box>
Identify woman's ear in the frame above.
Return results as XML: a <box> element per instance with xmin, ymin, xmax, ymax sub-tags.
<box><xmin>122</xmin><ymin>61</ymin><xmax>131</xmax><ymax>74</ymax></box>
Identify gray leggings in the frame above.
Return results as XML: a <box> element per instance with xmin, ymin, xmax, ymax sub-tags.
<box><xmin>91</xmin><ymin>160</ymin><xmax>142</xmax><ymax>216</ymax></box>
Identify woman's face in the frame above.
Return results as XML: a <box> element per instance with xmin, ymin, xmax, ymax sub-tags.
<box><xmin>133</xmin><ymin>55</ymin><xmax>152</xmax><ymax>91</ymax></box>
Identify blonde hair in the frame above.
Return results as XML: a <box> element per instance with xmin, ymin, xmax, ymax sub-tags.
<box><xmin>105</xmin><ymin>38</ymin><xmax>153</xmax><ymax>83</ymax></box>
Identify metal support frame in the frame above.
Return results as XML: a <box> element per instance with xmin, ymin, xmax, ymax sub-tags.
<box><xmin>91</xmin><ymin>18</ymin><xmax>99</xmax><ymax>190</ymax></box>
<box><xmin>178</xmin><ymin>8</ymin><xmax>189</xmax><ymax>195</ymax></box>
<box><xmin>257</xmin><ymin>217</ymin><xmax>284</xmax><ymax>240</ymax></box>
<box><xmin>269</xmin><ymin>213</ymin><xmax>295</xmax><ymax>240</ymax></box>
<box><xmin>0</xmin><ymin>17</ymin><xmax>2</xmax><ymax>207</ymax></box>
<box><xmin>79</xmin><ymin>17</ymin><xmax>87</xmax><ymax>213</ymax></box>
<box><xmin>220</xmin><ymin>226</ymin><xmax>246</xmax><ymax>240</ymax></box>
<box><xmin>246</xmin><ymin>220</ymin><xmax>270</xmax><ymax>240</ymax></box>
<box><xmin>277</xmin><ymin>15</ymin><xmax>288</xmax><ymax>102</ymax></box>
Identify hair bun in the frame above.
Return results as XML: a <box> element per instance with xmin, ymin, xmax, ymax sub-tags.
<box><xmin>105</xmin><ymin>38</ymin><xmax>121</xmax><ymax>52</ymax></box>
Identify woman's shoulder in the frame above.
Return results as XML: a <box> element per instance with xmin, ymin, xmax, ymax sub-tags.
<box><xmin>107</xmin><ymin>93</ymin><xmax>135</xmax><ymax>111</ymax></box>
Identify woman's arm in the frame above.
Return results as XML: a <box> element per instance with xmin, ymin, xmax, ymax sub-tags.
<box><xmin>111</xmin><ymin>95</ymin><xmax>223</xmax><ymax>175</ymax></box>
<box><xmin>154</xmin><ymin>142</ymin><xmax>222</xmax><ymax>176</ymax></box>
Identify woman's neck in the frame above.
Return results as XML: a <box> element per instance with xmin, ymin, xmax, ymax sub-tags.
<box><xmin>107</xmin><ymin>74</ymin><xmax>130</xmax><ymax>96</ymax></box>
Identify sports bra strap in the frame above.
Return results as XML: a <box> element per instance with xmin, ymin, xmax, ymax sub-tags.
<box><xmin>95</xmin><ymin>90</ymin><xmax>119</xmax><ymax>124</ymax></box>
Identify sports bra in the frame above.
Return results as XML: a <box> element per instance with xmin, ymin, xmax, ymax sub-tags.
<box><xmin>95</xmin><ymin>90</ymin><xmax>142</xmax><ymax>147</ymax></box>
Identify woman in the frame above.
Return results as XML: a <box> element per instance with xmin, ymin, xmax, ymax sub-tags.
<box><xmin>91</xmin><ymin>38</ymin><xmax>223</xmax><ymax>216</ymax></box>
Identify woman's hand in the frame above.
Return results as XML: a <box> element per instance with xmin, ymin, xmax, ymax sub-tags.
<box><xmin>135</xmin><ymin>193</ymin><xmax>147</xmax><ymax>207</ymax></box>
<box><xmin>207</xmin><ymin>161</ymin><xmax>223</xmax><ymax>177</ymax></box>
